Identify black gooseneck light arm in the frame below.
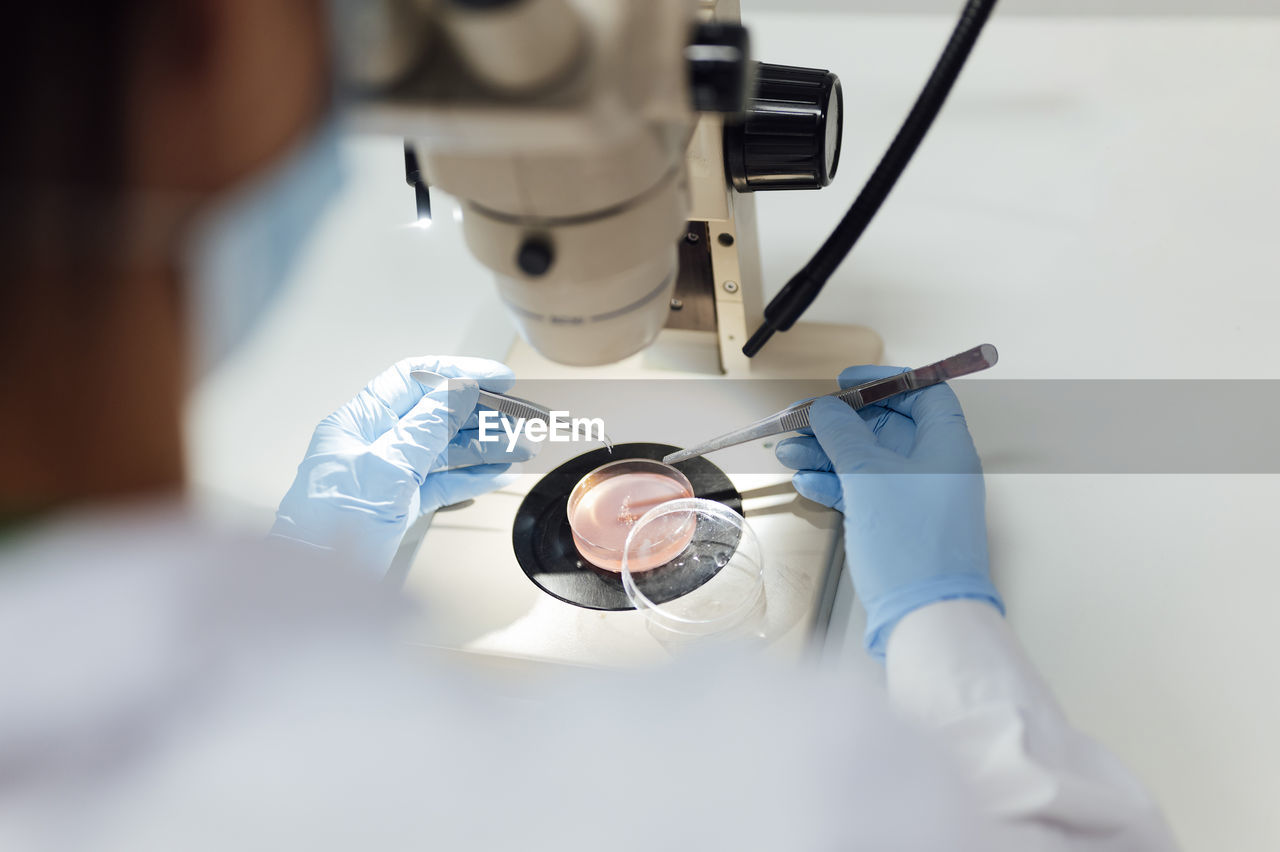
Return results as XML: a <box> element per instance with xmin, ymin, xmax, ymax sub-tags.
<box><xmin>742</xmin><ymin>0</ymin><xmax>1000</xmax><ymax>358</ymax></box>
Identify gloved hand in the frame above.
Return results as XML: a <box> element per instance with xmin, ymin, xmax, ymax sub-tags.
<box><xmin>775</xmin><ymin>365</ymin><xmax>1003</xmax><ymax>659</ymax></box>
<box><xmin>271</xmin><ymin>356</ymin><xmax>530</xmax><ymax>574</ymax></box>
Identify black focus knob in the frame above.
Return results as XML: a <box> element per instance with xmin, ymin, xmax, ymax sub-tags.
<box><xmin>516</xmin><ymin>235</ymin><xmax>554</xmax><ymax>276</ymax></box>
<box><xmin>687</xmin><ymin>22</ymin><xmax>752</xmax><ymax>114</ymax></box>
<box><xmin>725</xmin><ymin>63</ymin><xmax>843</xmax><ymax>192</ymax></box>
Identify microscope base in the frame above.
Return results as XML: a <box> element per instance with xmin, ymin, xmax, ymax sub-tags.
<box><xmin>393</xmin><ymin>322</ymin><xmax>875</xmax><ymax>669</ymax></box>
<box><xmin>502</xmin><ymin>320</ymin><xmax>882</xmax><ymax>380</ymax></box>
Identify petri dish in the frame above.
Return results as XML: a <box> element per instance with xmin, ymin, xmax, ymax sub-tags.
<box><xmin>566</xmin><ymin>459</ymin><xmax>695</xmax><ymax>573</ymax></box>
<box><xmin>621</xmin><ymin>498</ymin><xmax>765</xmax><ymax>638</ymax></box>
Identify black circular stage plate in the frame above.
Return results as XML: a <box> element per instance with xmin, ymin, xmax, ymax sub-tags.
<box><xmin>512</xmin><ymin>443</ymin><xmax>743</xmax><ymax>611</ymax></box>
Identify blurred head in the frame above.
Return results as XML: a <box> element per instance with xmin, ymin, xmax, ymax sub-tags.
<box><xmin>2</xmin><ymin>0</ymin><xmax>331</xmax><ymax>276</ymax></box>
<box><xmin>0</xmin><ymin>1</ymin><xmax>332</xmax><ymax>506</ymax></box>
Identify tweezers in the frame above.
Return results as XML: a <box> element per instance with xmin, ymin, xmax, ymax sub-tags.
<box><xmin>662</xmin><ymin>343</ymin><xmax>998</xmax><ymax>465</ymax></box>
<box><xmin>410</xmin><ymin>370</ymin><xmax>550</xmax><ymax>421</ymax></box>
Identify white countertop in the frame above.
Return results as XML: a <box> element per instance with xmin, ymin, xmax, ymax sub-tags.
<box><xmin>188</xmin><ymin>12</ymin><xmax>1280</xmax><ymax>851</ymax></box>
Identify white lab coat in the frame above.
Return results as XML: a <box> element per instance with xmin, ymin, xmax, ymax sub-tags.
<box><xmin>0</xmin><ymin>505</ymin><xmax>1176</xmax><ymax>851</ymax></box>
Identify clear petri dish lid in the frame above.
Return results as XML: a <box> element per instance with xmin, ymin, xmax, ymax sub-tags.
<box><xmin>621</xmin><ymin>498</ymin><xmax>765</xmax><ymax>637</ymax></box>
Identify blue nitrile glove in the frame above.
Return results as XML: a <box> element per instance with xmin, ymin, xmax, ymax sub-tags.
<box><xmin>271</xmin><ymin>356</ymin><xmax>530</xmax><ymax>574</ymax></box>
<box><xmin>775</xmin><ymin>365</ymin><xmax>1003</xmax><ymax>659</ymax></box>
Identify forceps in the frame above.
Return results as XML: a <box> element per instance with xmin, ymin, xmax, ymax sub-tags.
<box><xmin>410</xmin><ymin>370</ymin><xmax>551</xmax><ymax>421</ymax></box>
<box><xmin>411</xmin><ymin>369</ymin><xmax>615</xmax><ymax>452</ymax></box>
<box><xmin>662</xmin><ymin>344</ymin><xmax>998</xmax><ymax>465</ymax></box>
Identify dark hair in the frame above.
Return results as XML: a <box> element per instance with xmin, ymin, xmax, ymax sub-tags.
<box><xmin>0</xmin><ymin>3</ymin><xmax>153</xmax><ymax>331</ymax></box>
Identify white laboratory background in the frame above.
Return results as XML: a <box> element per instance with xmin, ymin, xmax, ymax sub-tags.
<box><xmin>188</xmin><ymin>9</ymin><xmax>1280</xmax><ymax>851</ymax></box>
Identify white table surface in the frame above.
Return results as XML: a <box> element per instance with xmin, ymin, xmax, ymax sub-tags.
<box><xmin>187</xmin><ymin>13</ymin><xmax>1280</xmax><ymax>851</ymax></box>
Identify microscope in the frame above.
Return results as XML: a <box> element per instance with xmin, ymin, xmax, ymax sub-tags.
<box><xmin>337</xmin><ymin>0</ymin><xmax>886</xmax><ymax>665</ymax></box>
<box><xmin>340</xmin><ymin>0</ymin><xmax>881</xmax><ymax>378</ymax></box>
